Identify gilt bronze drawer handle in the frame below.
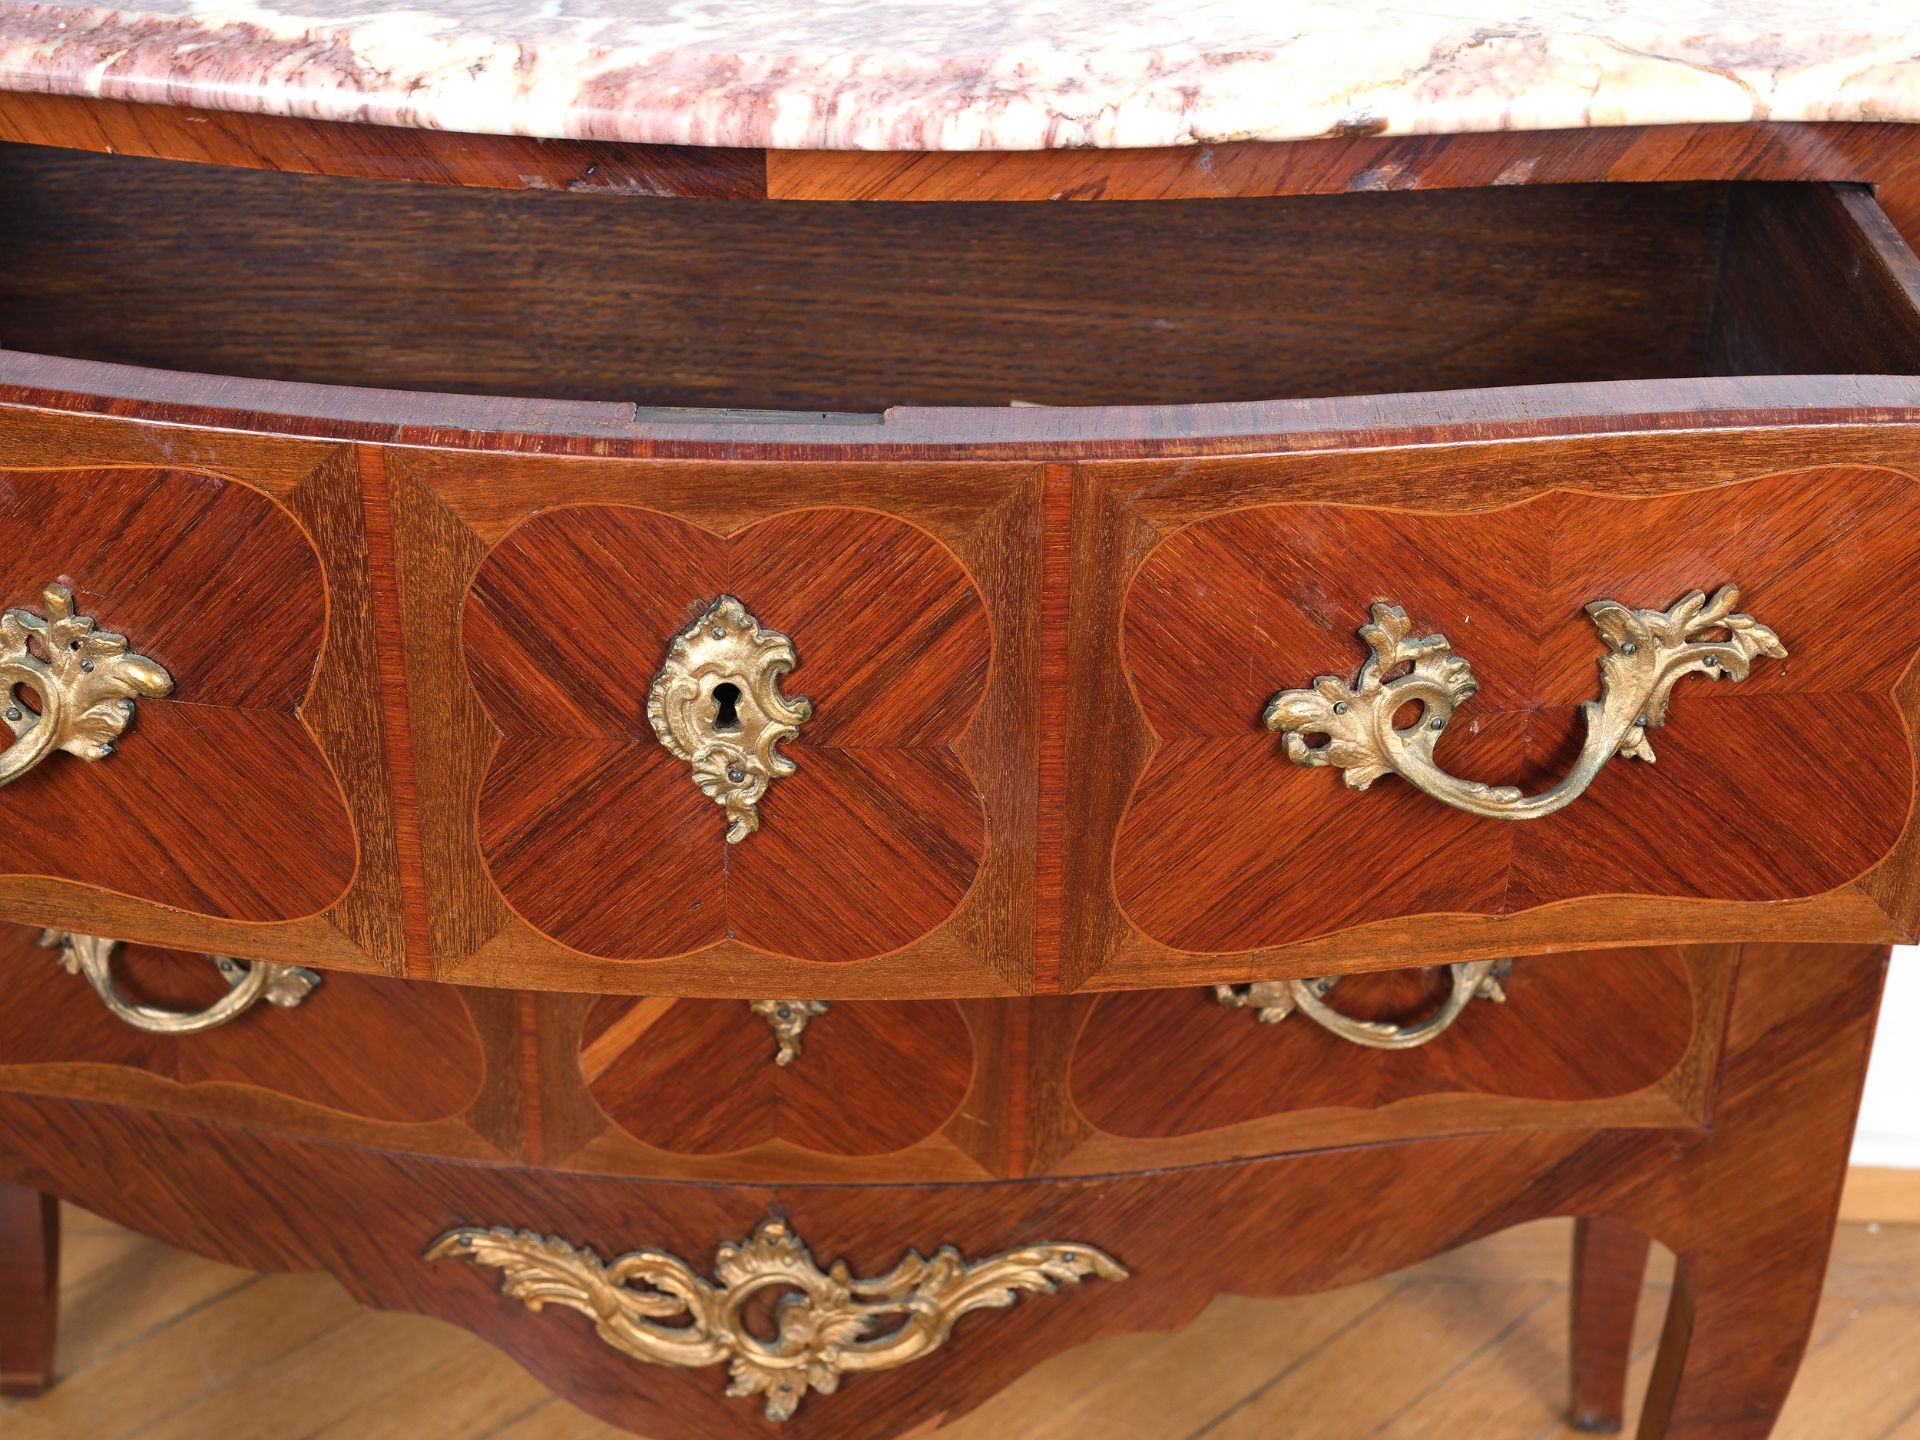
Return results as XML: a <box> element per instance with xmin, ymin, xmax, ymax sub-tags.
<box><xmin>0</xmin><ymin>584</ymin><xmax>171</xmax><ymax>789</ymax></box>
<box><xmin>1264</xmin><ymin>586</ymin><xmax>1784</xmax><ymax>820</ymax></box>
<box><xmin>647</xmin><ymin>596</ymin><xmax>811</xmax><ymax>842</ymax></box>
<box><xmin>39</xmin><ymin>930</ymin><xmax>320</xmax><ymax>1035</ymax></box>
<box><xmin>429</xmin><ymin>1216</ymin><xmax>1125</xmax><ymax>1421</ymax></box>
<box><xmin>1216</xmin><ymin>959</ymin><xmax>1509</xmax><ymax>1049</ymax></box>
<box><xmin>749</xmin><ymin>998</ymin><xmax>828</xmax><ymax>1066</ymax></box>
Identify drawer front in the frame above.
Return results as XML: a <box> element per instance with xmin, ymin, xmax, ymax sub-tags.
<box><xmin>0</xmin><ymin>460</ymin><xmax>354</xmax><ymax>921</ymax></box>
<box><xmin>1067</xmin><ymin>948</ymin><xmax>1728</xmax><ymax>1169</ymax></box>
<box><xmin>13</xmin><ymin>918</ymin><xmax>1683</xmax><ymax>1185</ymax></box>
<box><xmin>402</xmin><ymin>450</ymin><xmax>1040</xmax><ymax>996</ymax></box>
<box><xmin>580</xmin><ymin>995</ymin><xmax>976</xmax><ymax>1159</ymax></box>
<box><xmin>1107</xmin><ymin>464</ymin><xmax>1920</xmax><ymax>964</ymax></box>
<box><xmin>0</xmin><ymin>918</ymin><xmax>1732</xmax><ymax>1183</ymax></box>
<box><xmin>466</xmin><ymin>504</ymin><xmax>990</xmax><ymax>965</ymax></box>
<box><xmin>14</xmin><ymin>403</ymin><xmax>1920</xmax><ymax>997</ymax></box>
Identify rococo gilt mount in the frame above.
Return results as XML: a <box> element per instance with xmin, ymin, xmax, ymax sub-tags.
<box><xmin>1266</xmin><ymin>585</ymin><xmax>1785</xmax><ymax>819</ymax></box>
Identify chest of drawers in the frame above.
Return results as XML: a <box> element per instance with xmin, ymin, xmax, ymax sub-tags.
<box><xmin>0</xmin><ymin>45</ymin><xmax>1917</xmax><ymax>1438</ymax></box>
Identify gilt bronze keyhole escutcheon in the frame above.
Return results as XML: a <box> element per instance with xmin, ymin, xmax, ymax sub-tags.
<box><xmin>647</xmin><ymin>596</ymin><xmax>812</xmax><ymax>842</ymax></box>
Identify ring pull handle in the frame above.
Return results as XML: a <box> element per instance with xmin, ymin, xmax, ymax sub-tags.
<box><xmin>1264</xmin><ymin>586</ymin><xmax>1784</xmax><ymax>820</ymax></box>
<box><xmin>40</xmin><ymin>930</ymin><xmax>321</xmax><ymax>1035</ymax></box>
<box><xmin>0</xmin><ymin>583</ymin><xmax>172</xmax><ymax>788</ymax></box>
<box><xmin>647</xmin><ymin>596</ymin><xmax>812</xmax><ymax>843</ymax></box>
<box><xmin>1216</xmin><ymin>960</ymin><xmax>1510</xmax><ymax>1050</ymax></box>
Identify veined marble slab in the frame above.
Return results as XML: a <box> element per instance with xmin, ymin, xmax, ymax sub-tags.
<box><xmin>0</xmin><ymin>0</ymin><xmax>1916</xmax><ymax>151</ymax></box>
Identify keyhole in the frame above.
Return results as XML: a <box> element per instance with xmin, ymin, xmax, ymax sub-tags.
<box><xmin>712</xmin><ymin>682</ymin><xmax>742</xmax><ymax>733</ymax></box>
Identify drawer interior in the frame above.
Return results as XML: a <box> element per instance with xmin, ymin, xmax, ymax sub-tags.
<box><xmin>3</xmin><ymin>144</ymin><xmax>1919</xmax><ymax>412</ymax></box>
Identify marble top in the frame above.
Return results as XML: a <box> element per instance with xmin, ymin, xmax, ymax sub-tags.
<box><xmin>0</xmin><ymin>0</ymin><xmax>1916</xmax><ymax>152</ymax></box>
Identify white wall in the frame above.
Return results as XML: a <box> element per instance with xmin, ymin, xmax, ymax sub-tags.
<box><xmin>1855</xmin><ymin>948</ymin><xmax>1920</xmax><ymax>1168</ymax></box>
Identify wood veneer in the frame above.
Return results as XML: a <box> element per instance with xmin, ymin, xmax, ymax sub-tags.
<box><xmin>393</xmin><ymin>448</ymin><xmax>1042</xmax><ymax>997</ymax></box>
<box><xmin>0</xmin><ymin>91</ymin><xmax>767</xmax><ymax>196</ymax></box>
<box><xmin>6</xmin><ymin>391</ymin><xmax>1920</xmax><ymax>990</ymax></box>
<box><xmin>0</xmin><ymin>465</ymin><xmax>352</xmax><ymax>921</ymax></box>
<box><xmin>24</xmin><ymin>1209</ymin><xmax>1920</xmax><ymax>1439</ymax></box>
<box><xmin>0</xmin><ymin>415</ymin><xmax>407</xmax><ymax>978</ymax></box>
<box><xmin>1114</xmin><ymin>468</ymin><xmax>1920</xmax><ymax>953</ymax></box>
<box><xmin>582</xmin><ymin>998</ymin><xmax>974</xmax><ymax>1157</ymax></box>
<box><xmin>467</xmin><ymin>505</ymin><xmax>990</xmax><ymax>964</ymax></box>
<box><xmin>765</xmin><ymin>122</ymin><xmax>1920</xmax><ymax>223</ymax></box>
<box><xmin>1</xmin><ymin>384</ymin><xmax>1918</xmax><ymax>997</ymax></box>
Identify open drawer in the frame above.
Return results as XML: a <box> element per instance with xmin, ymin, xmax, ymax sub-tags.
<box><xmin>1</xmin><ymin>146</ymin><xmax>1919</xmax><ymax>996</ymax></box>
<box><xmin>1080</xmin><ymin>185</ymin><xmax>1920</xmax><ymax>990</ymax></box>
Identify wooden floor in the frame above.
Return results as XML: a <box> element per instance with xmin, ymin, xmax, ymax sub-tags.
<box><xmin>2</xmin><ymin>1190</ymin><xmax>1918</xmax><ymax>1440</ymax></box>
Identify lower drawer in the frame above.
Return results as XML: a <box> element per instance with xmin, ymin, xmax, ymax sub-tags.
<box><xmin>0</xmin><ymin>925</ymin><xmax>1731</xmax><ymax>1180</ymax></box>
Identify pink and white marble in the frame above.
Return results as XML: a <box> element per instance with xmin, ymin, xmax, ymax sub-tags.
<box><xmin>0</xmin><ymin>0</ymin><xmax>1916</xmax><ymax>151</ymax></box>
